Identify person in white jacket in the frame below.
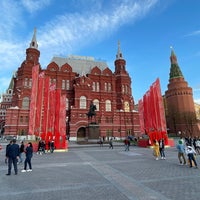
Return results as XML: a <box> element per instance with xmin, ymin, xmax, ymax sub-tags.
<box><xmin>185</xmin><ymin>144</ymin><xmax>198</xmax><ymax>168</ymax></box>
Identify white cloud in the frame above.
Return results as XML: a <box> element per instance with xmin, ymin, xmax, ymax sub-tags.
<box><xmin>0</xmin><ymin>77</ymin><xmax>13</xmax><ymax>93</ymax></box>
<box><xmin>0</xmin><ymin>0</ymin><xmax>24</xmax><ymax>38</ymax></box>
<box><xmin>38</xmin><ymin>0</ymin><xmax>158</xmax><ymax>66</ymax></box>
<box><xmin>194</xmin><ymin>99</ymin><xmax>200</xmax><ymax>104</ymax></box>
<box><xmin>0</xmin><ymin>0</ymin><xmax>159</xmax><ymax>91</ymax></box>
<box><xmin>21</xmin><ymin>0</ymin><xmax>52</xmax><ymax>14</ymax></box>
<box><xmin>185</xmin><ymin>30</ymin><xmax>200</xmax><ymax>37</ymax></box>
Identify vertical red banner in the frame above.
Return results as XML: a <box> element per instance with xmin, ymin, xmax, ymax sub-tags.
<box><xmin>35</xmin><ymin>72</ymin><xmax>44</xmax><ymax>134</ymax></box>
<box><xmin>150</xmin><ymin>85</ymin><xmax>158</xmax><ymax>132</ymax></box>
<box><xmin>42</xmin><ymin>77</ymin><xmax>50</xmax><ymax>135</ymax></box>
<box><xmin>154</xmin><ymin>78</ymin><xmax>168</xmax><ymax>143</ymax></box>
<box><xmin>143</xmin><ymin>93</ymin><xmax>149</xmax><ymax>134</ymax></box>
<box><xmin>54</xmin><ymin>89</ymin><xmax>61</xmax><ymax>149</ymax></box>
<box><xmin>29</xmin><ymin>65</ymin><xmax>39</xmax><ymax>135</ymax></box>
<box><xmin>155</xmin><ymin>78</ymin><xmax>167</xmax><ymax>132</ymax></box>
<box><xmin>48</xmin><ymin>83</ymin><xmax>56</xmax><ymax>137</ymax></box>
<box><xmin>59</xmin><ymin>95</ymin><xmax>67</xmax><ymax>149</ymax></box>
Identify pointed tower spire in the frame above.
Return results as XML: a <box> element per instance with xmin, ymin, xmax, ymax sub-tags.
<box><xmin>30</xmin><ymin>27</ymin><xmax>38</xmax><ymax>49</ymax></box>
<box><xmin>7</xmin><ymin>73</ymin><xmax>15</xmax><ymax>92</ymax></box>
<box><xmin>116</xmin><ymin>40</ymin><xmax>123</xmax><ymax>60</ymax></box>
<box><xmin>169</xmin><ymin>47</ymin><xmax>183</xmax><ymax>79</ymax></box>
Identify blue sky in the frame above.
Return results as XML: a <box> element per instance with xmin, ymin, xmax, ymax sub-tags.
<box><xmin>0</xmin><ymin>0</ymin><xmax>200</xmax><ymax>104</ymax></box>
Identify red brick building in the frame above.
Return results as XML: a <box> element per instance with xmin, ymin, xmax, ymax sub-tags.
<box><xmin>0</xmin><ymin>76</ymin><xmax>14</xmax><ymax>136</ymax></box>
<box><xmin>165</xmin><ymin>49</ymin><xmax>200</xmax><ymax>137</ymax></box>
<box><xmin>4</xmin><ymin>29</ymin><xmax>140</xmax><ymax>141</ymax></box>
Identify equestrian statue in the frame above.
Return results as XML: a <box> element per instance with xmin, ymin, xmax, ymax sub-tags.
<box><xmin>87</xmin><ymin>101</ymin><xmax>97</xmax><ymax>124</ymax></box>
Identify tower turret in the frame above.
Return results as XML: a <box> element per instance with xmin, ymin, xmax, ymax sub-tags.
<box><xmin>165</xmin><ymin>48</ymin><xmax>199</xmax><ymax>136</ymax></box>
<box><xmin>26</xmin><ymin>27</ymin><xmax>40</xmax><ymax>65</ymax></box>
<box><xmin>114</xmin><ymin>40</ymin><xmax>126</xmax><ymax>74</ymax></box>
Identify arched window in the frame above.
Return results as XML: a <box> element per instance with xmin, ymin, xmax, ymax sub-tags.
<box><xmin>105</xmin><ymin>100</ymin><xmax>111</xmax><ymax>111</ymax></box>
<box><xmin>104</xmin><ymin>83</ymin><xmax>107</xmax><ymax>91</ymax></box>
<box><xmin>22</xmin><ymin>97</ymin><xmax>30</xmax><ymax>109</ymax></box>
<box><xmin>80</xmin><ymin>96</ymin><xmax>86</xmax><ymax>109</ymax></box>
<box><xmin>93</xmin><ymin>99</ymin><xmax>99</xmax><ymax>111</ymax></box>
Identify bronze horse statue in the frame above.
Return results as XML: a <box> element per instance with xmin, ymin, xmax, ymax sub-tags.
<box><xmin>87</xmin><ymin>102</ymin><xmax>97</xmax><ymax>123</ymax></box>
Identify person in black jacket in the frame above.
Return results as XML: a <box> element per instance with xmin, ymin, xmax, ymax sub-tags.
<box><xmin>6</xmin><ymin>139</ymin><xmax>19</xmax><ymax>175</ymax></box>
<box><xmin>21</xmin><ymin>142</ymin><xmax>33</xmax><ymax>172</ymax></box>
<box><xmin>5</xmin><ymin>140</ymin><xmax>13</xmax><ymax>164</ymax></box>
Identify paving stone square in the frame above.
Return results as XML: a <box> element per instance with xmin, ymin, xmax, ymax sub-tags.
<box><xmin>0</xmin><ymin>142</ymin><xmax>200</xmax><ymax>200</ymax></box>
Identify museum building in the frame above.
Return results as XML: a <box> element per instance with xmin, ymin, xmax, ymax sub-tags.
<box><xmin>3</xmin><ymin>29</ymin><xmax>140</xmax><ymax>141</ymax></box>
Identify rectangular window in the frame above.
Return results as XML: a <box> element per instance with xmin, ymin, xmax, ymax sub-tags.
<box><xmin>29</xmin><ymin>79</ymin><xmax>32</xmax><ymax>87</ymax></box>
<box><xmin>96</xmin><ymin>82</ymin><xmax>99</xmax><ymax>92</ymax></box>
<box><xmin>66</xmin><ymin>80</ymin><xmax>70</xmax><ymax>90</ymax></box>
<box><xmin>108</xmin><ymin>83</ymin><xmax>111</xmax><ymax>91</ymax></box>
<box><xmin>25</xmin><ymin>116</ymin><xmax>29</xmax><ymax>123</ymax></box>
<box><xmin>62</xmin><ymin>80</ymin><xmax>65</xmax><ymax>89</ymax></box>
<box><xmin>24</xmin><ymin>78</ymin><xmax>28</xmax><ymax>87</ymax></box>
<box><xmin>92</xmin><ymin>82</ymin><xmax>95</xmax><ymax>91</ymax></box>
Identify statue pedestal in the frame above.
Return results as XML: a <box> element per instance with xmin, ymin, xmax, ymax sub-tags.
<box><xmin>86</xmin><ymin>124</ymin><xmax>100</xmax><ymax>139</ymax></box>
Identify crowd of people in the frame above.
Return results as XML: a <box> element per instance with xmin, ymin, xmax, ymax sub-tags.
<box><xmin>3</xmin><ymin>138</ymin><xmax>56</xmax><ymax>175</ymax></box>
<box><xmin>2</xmin><ymin>135</ymin><xmax>200</xmax><ymax>175</ymax></box>
<box><xmin>152</xmin><ymin>136</ymin><xmax>199</xmax><ymax>169</ymax></box>
<box><xmin>5</xmin><ymin>139</ymin><xmax>33</xmax><ymax>175</ymax></box>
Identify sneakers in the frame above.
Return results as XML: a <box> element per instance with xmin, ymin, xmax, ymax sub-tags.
<box><xmin>21</xmin><ymin>169</ymin><xmax>32</xmax><ymax>172</ymax></box>
<box><xmin>155</xmin><ymin>157</ymin><xmax>158</xmax><ymax>160</ymax></box>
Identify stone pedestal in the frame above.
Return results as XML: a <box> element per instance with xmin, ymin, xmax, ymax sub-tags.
<box><xmin>86</xmin><ymin>124</ymin><xmax>100</xmax><ymax>139</ymax></box>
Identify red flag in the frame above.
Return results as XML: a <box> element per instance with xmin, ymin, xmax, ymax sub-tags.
<box><xmin>59</xmin><ymin>95</ymin><xmax>67</xmax><ymax>149</ymax></box>
<box><xmin>35</xmin><ymin>72</ymin><xmax>44</xmax><ymax>134</ymax></box>
<box><xmin>154</xmin><ymin>78</ymin><xmax>167</xmax><ymax>131</ymax></box>
<box><xmin>29</xmin><ymin>65</ymin><xmax>39</xmax><ymax>135</ymax></box>
<box><xmin>48</xmin><ymin>83</ymin><xmax>56</xmax><ymax>135</ymax></box>
<box><xmin>42</xmin><ymin>77</ymin><xmax>50</xmax><ymax>135</ymax></box>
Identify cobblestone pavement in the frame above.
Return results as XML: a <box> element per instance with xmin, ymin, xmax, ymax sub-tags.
<box><xmin>0</xmin><ymin>142</ymin><xmax>200</xmax><ymax>200</ymax></box>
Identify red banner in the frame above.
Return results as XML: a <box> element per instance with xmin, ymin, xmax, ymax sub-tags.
<box><xmin>29</xmin><ymin>65</ymin><xmax>39</xmax><ymax>135</ymax></box>
<box><xmin>150</xmin><ymin>85</ymin><xmax>158</xmax><ymax>131</ymax></box>
<box><xmin>54</xmin><ymin>89</ymin><xmax>61</xmax><ymax>148</ymax></box>
<box><xmin>35</xmin><ymin>72</ymin><xmax>44</xmax><ymax>134</ymax></box>
<box><xmin>42</xmin><ymin>77</ymin><xmax>50</xmax><ymax>135</ymax></box>
<box><xmin>48</xmin><ymin>83</ymin><xmax>56</xmax><ymax>135</ymax></box>
<box><xmin>60</xmin><ymin>95</ymin><xmax>67</xmax><ymax>149</ymax></box>
<box><xmin>155</xmin><ymin>78</ymin><xmax>167</xmax><ymax>132</ymax></box>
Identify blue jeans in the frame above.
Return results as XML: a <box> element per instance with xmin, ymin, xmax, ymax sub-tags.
<box><xmin>8</xmin><ymin>157</ymin><xmax>18</xmax><ymax>174</ymax></box>
<box><xmin>188</xmin><ymin>153</ymin><xmax>197</xmax><ymax>167</ymax></box>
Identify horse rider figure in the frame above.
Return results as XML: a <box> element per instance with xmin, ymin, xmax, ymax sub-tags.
<box><xmin>87</xmin><ymin>101</ymin><xmax>97</xmax><ymax>123</ymax></box>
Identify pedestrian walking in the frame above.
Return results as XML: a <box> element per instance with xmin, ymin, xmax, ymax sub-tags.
<box><xmin>50</xmin><ymin>140</ymin><xmax>55</xmax><ymax>153</ymax></box>
<box><xmin>21</xmin><ymin>142</ymin><xmax>33</xmax><ymax>172</ymax></box>
<box><xmin>176</xmin><ymin>140</ymin><xmax>186</xmax><ymax>165</ymax></box>
<box><xmin>6</xmin><ymin>139</ymin><xmax>20</xmax><ymax>175</ymax></box>
<box><xmin>99</xmin><ymin>137</ymin><xmax>103</xmax><ymax>147</ymax></box>
<box><xmin>109</xmin><ymin>138</ymin><xmax>113</xmax><ymax>149</ymax></box>
<box><xmin>19</xmin><ymin>141</ymin><xmax>25</xmax><ymax>164</ymax></box>
<box><xmin>153</xmin><ymin>139</ymin><xmax>160</xmax><ymax>160</ymax></box>
<box><xmin>159</xmin><ymin>139</ymin><xmax>166</xmax><ymax>159</ymax></box>
<box><xmin>124</xmin><ymin>137</ymin><xmax>130</xmax><ymax>151</ymax></box>
<box><xmin>185</xmin><ymin>143</ymin><xmax>198</xmax><ymax>168</ymax></box>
